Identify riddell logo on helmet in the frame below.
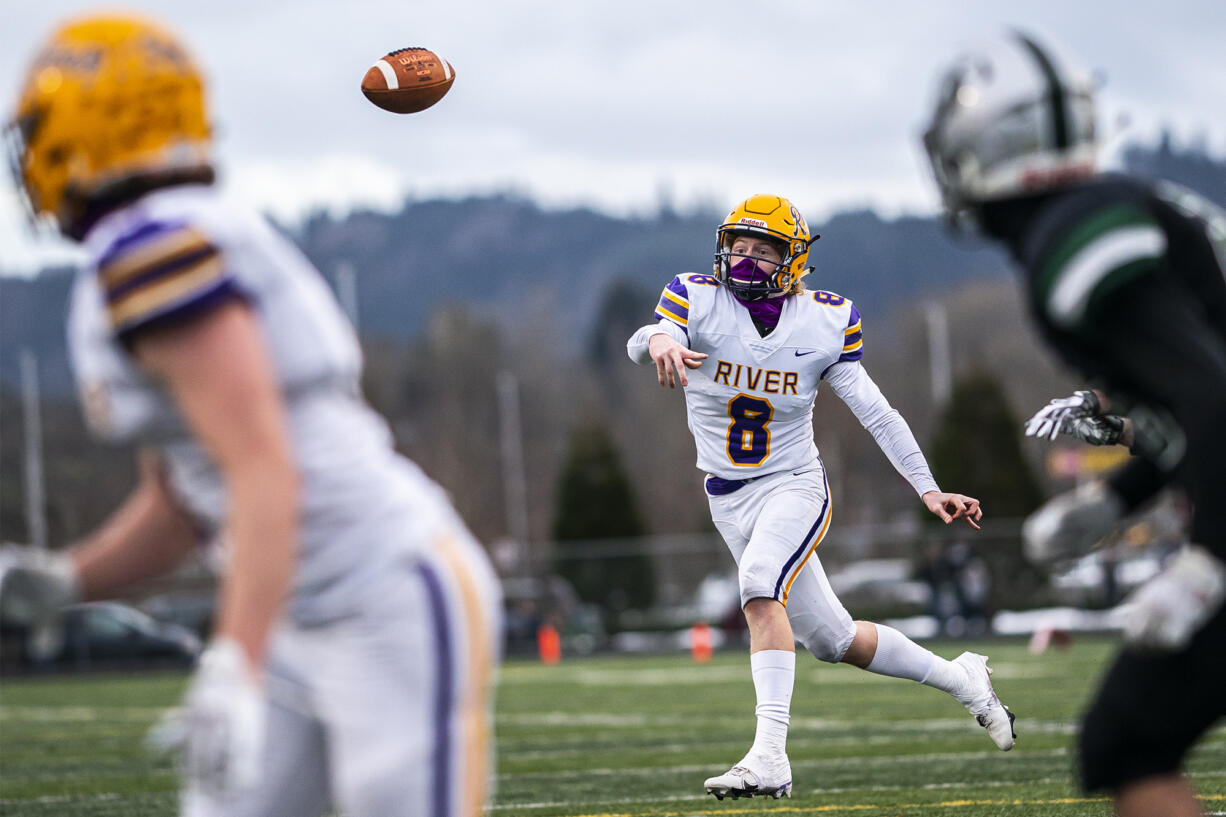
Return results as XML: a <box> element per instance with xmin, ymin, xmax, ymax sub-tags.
<box><xmin>738</xmin><ymin>218</ymin><xmax>768</xmax><ymax>227</ymax></box>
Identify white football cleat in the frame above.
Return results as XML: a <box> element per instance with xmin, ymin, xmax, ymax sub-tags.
<box><xmin>704</xmin><ymin>752</ymin><xmax>792</xmax><ymax>800</ymax></box>
<box><xmin>953</xmin><ymin>652</ymin><xmax>1016</xmax><ymax>751</ymax></box>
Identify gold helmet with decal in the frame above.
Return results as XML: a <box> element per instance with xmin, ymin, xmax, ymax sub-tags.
<box><xmin>5</xmin><ymin>14</ymin><xmax>213</xmax><ymax>237</ymax></box>
<box><xmin>714</xmin><ymin>194</ymin><xmax>818</xmax><ymax>299</ymax></box>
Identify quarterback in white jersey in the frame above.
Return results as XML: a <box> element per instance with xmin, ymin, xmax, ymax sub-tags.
<box><xmin>1</xmin><ymin>16</ymin><xmax>499</xmax><ymax>817</ymax></box>
<box><xmin>628</xmin><ymin>195</ymin><xmax>1013</xmax><ymax>800</ymax></box>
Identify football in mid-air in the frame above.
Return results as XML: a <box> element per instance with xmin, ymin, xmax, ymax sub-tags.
<box><xmin>361</xmin><ymin>47</ymin><xmax>455</xmax><ymax>114</ymax></box>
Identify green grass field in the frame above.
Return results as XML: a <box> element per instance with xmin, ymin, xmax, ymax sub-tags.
<box><xmin>1</xmin><ymin>635</ymin><xmax>1223</xmax><ymax>816</ymax></box>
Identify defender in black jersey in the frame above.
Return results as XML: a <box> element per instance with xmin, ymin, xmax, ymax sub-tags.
<box><xmin>922</xmin><ymin>30</ymin><xmax>1226</xmax><ymax>817</ymax></box>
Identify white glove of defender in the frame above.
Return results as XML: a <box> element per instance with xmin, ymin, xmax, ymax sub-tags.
<box><xmin>1024</xmin><ymin>390</ymin><xmax>1102</xmax><ymax>440</ymax></box>
<box><xmin>0</xmin><ymin>544</ymin><xmax>79</xmax><ymax>623</ymax></box>
<box><xmin>1120</xmin><ymin>546</ymin><xmax>1226</xmax><ymax>651</ymax></box>
<box><xmin>1022</xmin><ymin>481</ymin><xmax>1125</xmax><ymax>565</ymax></box>
<box><xmin>0</xmin><ymin>545</ymin><xmax>80</xmax><ymax>659</ymax></box>
<box><xmin>149</xmin><ymin>637</ymin><xmax>266</xmax><ymax>797</ymax></box>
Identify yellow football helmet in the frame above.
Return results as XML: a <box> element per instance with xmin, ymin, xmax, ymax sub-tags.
<box><xmin>5</xmin><ymin>14</ymin><xmax>213</xmax><ymax>237</ymax></box>
<box><xmin>713</xmin><ymin>194</ymin><xmax>818</xmax><ymax>299</ymax></box>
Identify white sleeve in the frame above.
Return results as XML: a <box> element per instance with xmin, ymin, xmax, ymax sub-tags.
<box><xmin>823</xmin><ymin>360</ymin><xmax>940</xmax><ymax>496</ymax></box>
<box><xmin>626</xmin><ymin>321</ymin><xmax>689</xmax><ymax>365</ymax></box>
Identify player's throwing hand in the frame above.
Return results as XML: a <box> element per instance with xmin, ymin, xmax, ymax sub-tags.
<box><xmin>648</xmin><ymin>333</ymin><xmax>707</xmax><ymax>388</ymax></box>
<box><xmin>923</xmin><ymin>491</ymin><xmax>983</xmax><ymax>530</ymax></box>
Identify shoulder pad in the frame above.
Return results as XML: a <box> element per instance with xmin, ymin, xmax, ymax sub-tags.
<box><xmin>838</xmin><ymin>302</ymin><xmax>863</xmax><ymax>362</ymax></box>
<box><xmin>809</xmin><ymin>289</ymin><xmax>848</xmax><ymax>307</ymax></box>
<box><xmin>679</xmin><ymin>272</ymin><xmax>720</xmax><ymax>288</ymax></box>
<box><xmin>95</xmin><ymin>219</ymin><xmax>235</xmax><ymax>338</ymax></box>
<box><xmin>655</xmin><ymin>274</ymin><xmax>718</xmax><ymax>333</ymax></box>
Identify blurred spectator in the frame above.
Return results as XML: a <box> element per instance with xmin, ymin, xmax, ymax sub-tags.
<box><xmin>917</xmin><ymin>540</ymin><xmax>992</xmax><ymax>636</ymax></box>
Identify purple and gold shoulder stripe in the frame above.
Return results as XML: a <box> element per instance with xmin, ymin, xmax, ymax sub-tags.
<box><xmin>96</xmin><ymin>220</ymin><xmax>235</xmax><ymax>338</ymax></box>
<box><xmin>654</xmin><ymin>276</ymin><xmax>690</xmax><ymax>333</ymax></box>
<box><xmin>838</xmin><ymin>304</ymin><xmax>863</xmax><ymax>363</ymax></box>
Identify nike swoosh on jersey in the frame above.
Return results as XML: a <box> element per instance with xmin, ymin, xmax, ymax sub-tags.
<box><xmin>794</xmin><ymin>349</ymin><xmax>818</xmax><ymax>356</ymax></box>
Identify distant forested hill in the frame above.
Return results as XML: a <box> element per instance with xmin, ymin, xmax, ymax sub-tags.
<box><xmin>288</xmin><ymin>196</ymin><xmax>1009</xmax><ymax>345</ymax></box>
<box><xmin>3</xmin><ymin>138</ymin><xmax>1224</xmax><ymax>395</ymax></box>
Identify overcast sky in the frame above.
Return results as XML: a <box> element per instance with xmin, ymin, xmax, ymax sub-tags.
<box><xmin>3</xmin><ymin>0</ymin><xmax>1225</xmax><ymax>273</ymax></box>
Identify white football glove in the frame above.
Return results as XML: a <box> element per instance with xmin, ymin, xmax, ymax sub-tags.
<box><xmin>1120</xmin><ymin>546</ymin><xmax>1226</xmax><ymax>651</ymax></box>
<box><xmin>148</xmin><ymin>637</ymin><xmax>266</xmax><ymax>797</ymax></box>
<box><xmin>1024</xmin><ymin>389</ymin><xmax>1102</xmax><ymax>440</ymax></box>
<box><xmin>1022</xmin><ymin>481</ymin><xmax>1125</xmax><ymax>565</ymax></box>
<box><xmin>0</xmin><ymin>544</ymin><xmax>79</xmax><ymax>623</ymax></box>
<box><xmin>0</xmin><ymin>545</ymin><xmax>80</xmax><ymax>659</ymax></box>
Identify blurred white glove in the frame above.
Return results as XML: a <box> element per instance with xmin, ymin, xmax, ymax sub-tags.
<box><xmin>0</xmin><ymin>545</ymin><xmax>79</xmax><ymax>659</ymax></box>
<box><xmin>1121</xmin><ymin>546</ymin><xmax>1226</xmax><ymax>651</ymax></box>
<box><xmin>1022</xmin><ymin>481</ymin><xmax>1125</xmax><ymax>565</ymax></box>
<box><xmin>149</xmin><ymin>637</ymin><xmax>265</xmax><ymax>797</ymax></box>
<box><xmin>1024</xmin><ymin>390</ymin><xmax>1102</xmax><ymax>440</ymax></box>
<box><xmin>0</xmin><ymin>545</ymin><xmax>79</xmax><ymax>624</ymax></box>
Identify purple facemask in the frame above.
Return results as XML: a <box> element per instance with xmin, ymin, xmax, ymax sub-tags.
<box><xmin>728</xmin><ymin>257</ymin><xmax>786</xmax><ymax>329</ymax></box>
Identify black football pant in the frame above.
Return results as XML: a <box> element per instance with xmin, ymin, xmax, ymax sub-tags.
<box><xmin>1079</xmin><ymin>603</ymin><xmax>1226</xmax><ymax>791</ymax></box>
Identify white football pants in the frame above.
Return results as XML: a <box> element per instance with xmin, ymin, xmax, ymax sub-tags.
<box><xmin>182</xmin><ymin>528</ymin><xmax>501</xmax><ymax>817</ymax></box>
<box><xmin>708</xmin><ymin>462</ymin><xmax>856</xmax><ymax>663</ymax></box>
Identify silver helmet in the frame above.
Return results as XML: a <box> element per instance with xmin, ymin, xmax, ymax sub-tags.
<box><xmin>922</xmin><ymin>30</ymin><xmax>1098</xmax><ymax>221</ymax></box>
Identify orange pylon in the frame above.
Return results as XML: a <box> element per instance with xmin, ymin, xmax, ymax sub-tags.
<box><xmin>691</xmin><ymin>621</ymin><xmax>713</xmax><ymax>663</ymax></box>
<box><xmin>537</xmin><ymin>623</ymin><xmax>562</xmax><ymax>665</ymax></box>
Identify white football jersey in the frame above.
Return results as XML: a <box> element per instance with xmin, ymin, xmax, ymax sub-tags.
<box><xmin>69</xmin><ymin>184</ymin><xmax>457</xmax><ymax>624</ymax></box>
<box><xmin>647</xmin><ymin>273</ymin><xmax>864</xmax><ymax>480</ymax></box>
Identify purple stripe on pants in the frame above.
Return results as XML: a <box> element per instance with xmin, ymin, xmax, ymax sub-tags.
<box><xmin>417</xmin><ymin>562</ymin><xmax>453</xmax><ymax>817</ymax></box>
<box><xmin>772</xmin><ymin>496</ymin><xmax>829</xmax><ymax>601</ymax></box>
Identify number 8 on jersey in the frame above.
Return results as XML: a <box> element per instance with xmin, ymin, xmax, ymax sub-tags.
<box><xmin>727</xmin><ymin>394</ymin><xmax>773</xmax><ymax>466</ymax></box>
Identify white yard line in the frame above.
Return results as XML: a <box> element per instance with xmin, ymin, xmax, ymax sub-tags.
<box><xmin>496</xmin><ymin>737</ymin><xmax>1226</xmax><ymax>782</ymax></box>
<box><xmin>495</xmin><ymin>712</ymin><xmax>1079</xmax><ymax>732</ymax></box>
<box><xmin>0</xmin><ymin>705</ymin><xmax>164</xmax><ymax>722</ymax></box>
<box><xmin>495</xmin><ymin>746</ymin><xmax>1074</xmax><ymax>780</ymax></box>
<box><xmin>502</xmin><ymin>661</ymin><xmax>1073</xmax><ymax>686</ymax></box>
<box><xmin>501</xmin><ymin>726</ymin><xmax>1081</xmax><ymax>760</ymax></box>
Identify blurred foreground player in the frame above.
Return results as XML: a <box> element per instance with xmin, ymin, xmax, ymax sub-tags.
<box><xmin>923</xmin><ymin>29</ymin><xmax>1226</xmax><ymax>817</ymax></box>
<box><xmin>0</xmin><ymin>15</ymin><xmax>500</xmax><ymax>817</ymax></box>
<box><xmin>627</xmin><ymin>194</ymin><xmax>1010</xmax><ymax>801</ymax></box>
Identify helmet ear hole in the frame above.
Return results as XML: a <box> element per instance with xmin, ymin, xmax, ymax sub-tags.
<box><xmin>44</xmin><ymin>145</ymin><xmax>69</xmax><ymax>168</ymax></box>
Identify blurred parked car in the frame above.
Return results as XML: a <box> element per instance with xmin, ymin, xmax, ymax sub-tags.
<box><xmin>138</xmin><ymin>589</ymin><xmax>216</xmax><ymax>640</ymax></box>
<box><xmin>0</xmin><ymin>601</ymin><xmax>201</xmax><ymax>674</ymax></box>
<box><xmin>1050</xmin><ymin>547</ymin><xmax>1163</xmax><ymax>608</ymax></box>
<box><xmin>501</xmin><ymin>574</ymin><xmax>608</xmax><ymax>657</ymax></box>
<box><xmin>829</xmin><ymin>558</ymin><xmax>932</xmax><ymax>609</ymax></box>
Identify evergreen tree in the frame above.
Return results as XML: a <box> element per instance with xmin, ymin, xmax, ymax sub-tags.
<box><xmin>587</xmin><ymin>279</ymin><xmax>652</xmax><ymax>367</ymax></box>
<box><xmin>926</xmin><ymin>372</ymin><xmax>1045</xmax><ymax>607</ymax></box>
<box><xmin>928</xmin><ymin>372</ymin><xmax>1044</xmax><ymax>518</ymax></box>
<box><xmin>552</xmin><ymin>422</ymin><xmax>655</xmax><ymax>626</ymax></box>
